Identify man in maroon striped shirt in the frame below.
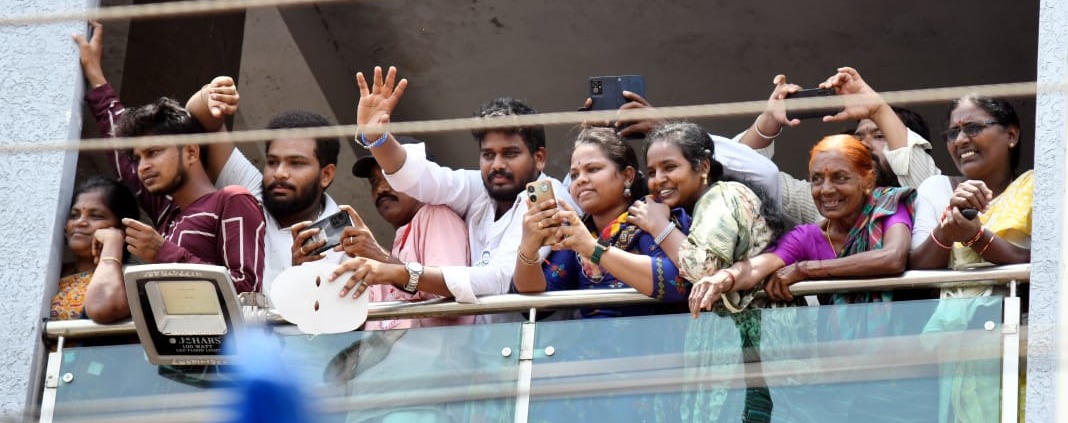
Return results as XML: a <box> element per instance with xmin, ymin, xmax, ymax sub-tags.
<box><xmin>87</xmin><ymin>94</ymin><xmax>267</xmax><ymax>293</ymax></box>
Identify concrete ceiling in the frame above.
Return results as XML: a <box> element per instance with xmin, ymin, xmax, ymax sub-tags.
<box><xmin>78</xmin><ymin>0</ymin><xmax>1040</xmax><ymax>245</ymax></box>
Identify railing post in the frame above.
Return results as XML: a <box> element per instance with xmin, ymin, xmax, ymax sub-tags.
<box><xmin>38</xmin><ymin>336</ymin><xmax>64</xmax><ymax>423</ymax></box>
<box><xmin>1002</xmin><ymin>281</ymin><xmax>1020</xmax><ymax>423</ymax></box>
<box><xmin>513</xmin><ymin>308</ymin><xmax>536</xmax><ymax>423</ymax></box>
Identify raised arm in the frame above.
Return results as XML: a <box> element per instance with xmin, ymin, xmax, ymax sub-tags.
<box><xmin>736</xmin><ymin>74</ymin><xmax>802</xmax><ymax>151</ymax></box>
<box><xmin>185</xmin><ymin>76</ymin><xmax>241</xmax><ymax>183</ymax></box>
<box><xmin>355</xmin><ymin>66</ymin><xmax>409</xmax><ymax>174</ymax></box>
<box><xmin>820</xmin><ymin>67</ymin><xmax>908</xmax><ymax>155</ymax></box>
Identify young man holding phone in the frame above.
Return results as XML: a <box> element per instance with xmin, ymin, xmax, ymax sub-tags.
<box><xmin>331</xmin><ymin>66</ymin><xmax>578</xmax><ymax>319</ymax></box>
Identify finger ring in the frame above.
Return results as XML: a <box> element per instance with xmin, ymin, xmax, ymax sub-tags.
<box><xmin>299</xmin><ymin>246</ymin><xmax>306</xmax><ymax>255</ymax></box>
<box><xmin>348</xmin><ymin>236</ymin><xmax>355</xmax><ymax>245</ymax></box>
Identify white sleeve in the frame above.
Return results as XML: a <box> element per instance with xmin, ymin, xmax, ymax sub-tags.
<box><xmin>383</xmin><ymin>143</ymin><xmax>485</xmax><ymax>218</ymax></box>
<box><xmin>911</xmin><ymin>176</ymin><xmax>951</xmax><ymax>250</ymax></box>
<box><xmin>730</xmin><ymin>130</ymin><xmax>775</xmax><ymax>159</ymax></box>
<box><xmin>439</xmin><ymin>177</ymin><xmax>575</xmax><ymax>303</ymax></box>
<box><xmin>779</xmin><ymin>173</ymin><xmax>822</xmax><ymax>226</ymax></box>
<box><xmin>884</xmin><ymin>129</ymin><xmax>942</xmax><ymax>188</ymax></box>
<box><xmin>711</xmin><ymin>134</ymin><xmax>780</xmax><ymax>209</ymax></box>
<box><xmin>215</xmin><ymin>148</ymin><xmax>264</xmax><ymax>200</ymax></box>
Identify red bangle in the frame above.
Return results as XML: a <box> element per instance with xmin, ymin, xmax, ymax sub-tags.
<box><xmin>929</xmin><ymin>231</ymin><xmax>953</xmax><ymax>249</ymax></box>
<box><xmin>976</xmin><ymin>232</ymin><xmax>996</xmax><ymax>256</ymax></box>
<box><xmin>962</xmin><ymin>227</ymin><xmax>985</xmax><ymax>247</ymax></box>
<box><xmin>717</xmin><ymin>269</ymin><xmax>736</xmax><ymax>292</ymax></box>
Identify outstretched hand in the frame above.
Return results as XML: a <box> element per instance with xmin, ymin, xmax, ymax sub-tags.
<box><xmin>356</xmin><ymin>66</ymin><xmax>408</xmax><ymax>140</ymax></box>
<box><xmin>818</xmin><ymin>67</ymin><xmax>884</xmax><ymax>122</ymax></box>
<box><xmin>72</xmin><ymin>21</ymin><xmax>106</xmax><ymax>88</ymax></box>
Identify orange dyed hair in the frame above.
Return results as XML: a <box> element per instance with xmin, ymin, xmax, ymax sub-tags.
<box><xmin>808</xmin><ymin>134</ymin><xmax>876</xmax><ymax>188</ymax></box>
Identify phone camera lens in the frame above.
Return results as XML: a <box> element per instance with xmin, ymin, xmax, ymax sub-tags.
<box><xmin>529</xmin><ymin>194</ymin><xmax>537</xmax><ymax>203</ymax></box>
<box><xmin>527</xmin><ymin>186</ymin><xmax>535</xmax><ymax>193</ymax></box>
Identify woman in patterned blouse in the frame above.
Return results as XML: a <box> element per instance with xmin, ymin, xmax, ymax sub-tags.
<box><xmin>513</xmin><ymin>127</ymin><xmax>691</xmax><ymax>318</ymax></box>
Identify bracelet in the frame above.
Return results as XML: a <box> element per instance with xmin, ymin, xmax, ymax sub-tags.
<box><xmin>929</xmin><ymin>231</ymin><xmax>953</xmax><ymax>249</ymax></box>
<box><xmin>653</xmin><ymin>224</ymin><xmax>676</xmax><ymax>245</ymax></box>
<box><xmin>716</xmin><ymin>269</ymin><xmax>736</xmax><ymax>293</ymax></box>
<box><xmin>752</xmin><ymin>116</ymin><xmax>783</xmax><ymax>140</ymax></box>
<box><xmin>977</xmin><ymin>232</ymin><xmax>996</xmax><ymax>256</ymax></box>
<box><xmin>517</xmin><ymin>250</ymin><xmax>540</xmax><ymax>266</ymax></box>
<box><xmin>99</xmin><ymin>256</ymin><xmax>122</xmax><ymax>266</ymax></box>
<box><xmin>962</xmin><ymin>227</ymin><xmax>985</xmax><ymax>247</ymax></box>
<box><xmin>355</xmin><ymin>129</ymin><xmax>390</xmax><ymax>150</ymax></box>
<box><xmin>590</xmin><ymin>243</ymin><xmax>609</xmax><ymax>265</ymax></box>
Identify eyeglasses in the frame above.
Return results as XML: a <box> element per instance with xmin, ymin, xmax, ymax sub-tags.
<box><xmin>943</xmin><ymin>120</ymin><xmax>999</xmax><ymax>141</ymax></box>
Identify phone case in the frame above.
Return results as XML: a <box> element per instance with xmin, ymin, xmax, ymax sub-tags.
<box><xmin>526</xmin><ymin>180</ymin><xmax>556</xmax><ymax>206</ymax></box>
<box><xmin>589</xmin><ymin>75</ymin><xmax>646</xmax><ymax>111</ymax></box>
<box><xmin>303</xmin><ymin>211</ymin><xmax>354</xmax><ymax>256</ymax></box>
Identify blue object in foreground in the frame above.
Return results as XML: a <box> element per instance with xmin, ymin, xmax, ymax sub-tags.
<box><xmin>224</xmin><ymin>328</ymin><xmax>315</xmax><ymax>423</ymax></box>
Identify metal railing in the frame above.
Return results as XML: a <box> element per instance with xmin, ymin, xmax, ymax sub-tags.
<box><xmin>43</xmin><ymin>263</ymin><xmax>1030</xmax><ymax>340</ymax></box>
<box><xmin>38</xmin><ymin>263</ymin><xmax>1030</xmax><ymax>423</ymax></box>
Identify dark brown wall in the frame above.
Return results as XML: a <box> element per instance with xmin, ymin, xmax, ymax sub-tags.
<box><xmin>283</xmin><ymin>0</ymin><xmax>1039</xmax><ymax>179</ymax></box>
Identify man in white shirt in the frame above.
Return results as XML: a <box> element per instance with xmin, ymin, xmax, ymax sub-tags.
<box><xmin>331</xmin><ymin>66</ymin><xmax>577</xmax><ymax>307</ymax></box>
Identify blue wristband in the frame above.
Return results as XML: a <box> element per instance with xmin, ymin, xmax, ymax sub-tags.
<box><xmin>356</xmin><ymin>130</ymin><xmax>389</xmax><ymax>149</ymax></box>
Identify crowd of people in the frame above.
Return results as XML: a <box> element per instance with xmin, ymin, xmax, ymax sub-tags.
<box><xmin>53</xmin><ymin>21</ymin><xmax>1032</xmax><ymax>421</ymax></box>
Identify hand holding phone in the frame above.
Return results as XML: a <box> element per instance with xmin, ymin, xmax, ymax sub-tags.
<box><xmin>589</xmin><ymin>75</ymin><xmax>647</xmax><ymax>111</ymax></box>
<box><xmin>526</xmin><ymin>180</ymin><xmax>557</xmax><ymax>208</ymax></box>
<box><xmin>784</xmin><ymin>88</ymin><xmax>845</xmax><ymax>121</ymax></box>
<box><xmin>301</xmin><ymin>210</ymin><xmax>355</xmax><ymax>256</ymax></box>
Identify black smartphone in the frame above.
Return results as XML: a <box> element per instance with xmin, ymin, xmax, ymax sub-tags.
<box><xmin>785</xmin><ymin>88</ymin><xmax>844</xmax><ymax>120</ymax></box>
<box><xmin>589</xmin><ymin>75</ymin><xmax>646</xmax><ymax>111</ymax></box>
<box><xmin>301</xmin><ymin>210</ymin><xmax>354</xmax><ymax>256</ymax></box>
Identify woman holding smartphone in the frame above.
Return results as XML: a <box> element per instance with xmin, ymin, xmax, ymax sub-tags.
<box><xmin>512</xmin><ymin>127</ymin><xmax>691</xmax><ymax>318</ymax></box>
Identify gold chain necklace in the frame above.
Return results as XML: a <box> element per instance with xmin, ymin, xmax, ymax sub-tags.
<box><xmin>823</xmin><ymin>222</ymin><xmax>840</xmax><ymax>255</ymax></box>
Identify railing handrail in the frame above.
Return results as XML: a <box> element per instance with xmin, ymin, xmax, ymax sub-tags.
<box><xmin>43</xmin><ymin>263</ymin><xmax>1030</xmax><ymax>340</ymax></box>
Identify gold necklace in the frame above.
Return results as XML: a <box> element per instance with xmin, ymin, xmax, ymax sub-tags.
<box><xmin>823</xmin><ymin>222</ymin><xmax>840</xmax><ymax>255</ymax></box>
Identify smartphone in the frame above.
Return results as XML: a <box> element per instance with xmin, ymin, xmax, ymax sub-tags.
<box><xmin>785</xmin><ymin>88</ymin><xmax>844</xmax><ymax>120</ymax></box>
<box><xmin>301</xmin><ymin>210</ymin><xmax>354</xmax><ymax>256</ymax></box>
<box><xmin>589</xmin><ymin>75</ymin><xmax>646</xmax><ymax>111</ymax></box>
<box><xmin>526</xmin><ymin>180</ymin><xmax>557</xmax><ymax>208</ymax></box>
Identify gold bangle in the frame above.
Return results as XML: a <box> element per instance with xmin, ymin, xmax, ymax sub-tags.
<box><xmin>517</xmin><ymin>250</ymin><xmax>540</xmax><ymax>266</ymax></box>
<box><xmin>99</xmin><ymin>256</ymin><xmax>122</xmax><ymax>266</ymax></box>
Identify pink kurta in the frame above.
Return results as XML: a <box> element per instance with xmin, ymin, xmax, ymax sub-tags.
<box><xmin>364</xmin><ymin>204</ymin><xmax>473</xmax><ymax>330</ymax></box>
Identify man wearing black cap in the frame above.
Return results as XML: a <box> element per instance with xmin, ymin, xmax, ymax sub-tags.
<box><xmin>344</xmin><ymin>137</ymin><xmax>472</xmax><ymax>330</ymax></box>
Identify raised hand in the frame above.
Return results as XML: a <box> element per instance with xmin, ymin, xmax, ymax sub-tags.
<box><xmin>761</xmin><ymin>74</ymin><xmax>803</xmax><ymax>129</ymax></box>
<box><xmin>122</xmin><ymin>218</ymin><xmax>164</xmax><ymax>263</ymax></box>
<box><xmin>355</xmin><ymin>66</ymin><xmax>408</xmax><ymax>140</ymax></box>
<box><xmin>818</xmin><ymin>67</ymin><xmax>885</xmax><ymax>122</ymax></box>
<box><xmin>72</xmin><ymin>21</ymin><xmax>106</xmax><ymax>88</ymax></box>
<box><xmin>616</xmin><ymin>91</ymin><xmax>665</xmax><ymax>138</ymax></box>
<box><xmin>91</xmin><ymin>227</ymin><xmax>125</xmax><ymax>263</ymax></box>
<box><xmin>202</xmin><ymin>76</ymin><xmax>240</xmax><ymax>119</ymax></box>
<box><xmin>549</xmin><ymin>201</ymin><xmax>596</xmax><ymax>256</ymax></box>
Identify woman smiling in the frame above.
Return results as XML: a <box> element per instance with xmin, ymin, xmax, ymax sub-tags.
<box><xmin>512</xmin><ymin>127</ymin><xmax>690</xmax><ymax>318</ymax></box>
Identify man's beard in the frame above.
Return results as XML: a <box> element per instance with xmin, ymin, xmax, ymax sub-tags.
<box><xmin>263</xmin><ymin>178</ymin><xmax>322</xmax><ymax>218</ymax></box>
<box><xmin>148</xmin><ymin>158</ymin><xmax>187</xmax><ymax>195</ymax></box>
<box><xmin>483</xmin><ymin>169</ymin><xmax>537</xmax><ymax>202</ymax></box>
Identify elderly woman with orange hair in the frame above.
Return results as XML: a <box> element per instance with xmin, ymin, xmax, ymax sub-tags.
<box><xmin>690</xmin><ymin>135</ymin><xmax>915</xmax><ymax>335</ymax></box>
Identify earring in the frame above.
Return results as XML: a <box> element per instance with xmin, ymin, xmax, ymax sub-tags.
<box><xmin>623</xmin><ymin>186</ymin><xmax>631</xmax><ymax>199</ymax></box>
<box><xmin>701</xmin><ymin>174</ymin><xmax>709</xmax><ymax>186</ymax></box>
<box><xmin>865</xmin><ymin>188</ymin><xmax>872</xmax><ymax>195</ymax></box>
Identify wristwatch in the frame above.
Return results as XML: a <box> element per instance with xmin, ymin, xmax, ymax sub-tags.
<box><xmin>403</xmin><ymin>261</ymin><xmax>424</xmax><ymax>294</ymax></box>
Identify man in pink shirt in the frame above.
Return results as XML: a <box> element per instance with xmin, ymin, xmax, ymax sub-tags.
<box><xmin>338</xmin><ymin>137</ymin><xmax>472</xmax><ymax>329</ymax></box>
